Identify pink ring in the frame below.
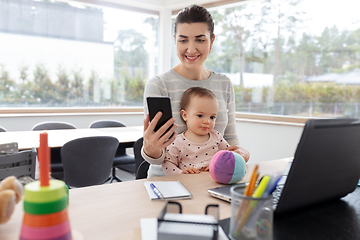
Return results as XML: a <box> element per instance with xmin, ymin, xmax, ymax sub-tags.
<box><xmin>20</xmin><ymin>220</ymin><xmax>71</xmax><ymax>240</ymax></box>
<box><xmin>20</xmin><ymin>231</ymin><xmax>72</xmax><ymax>240</ymax></box>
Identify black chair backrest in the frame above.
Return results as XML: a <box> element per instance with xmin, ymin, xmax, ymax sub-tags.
<box><xmin>0</xmin><ymin>126</ymin><xmax>6</xmax><ymax>132</ymax></box>
<box><xmin>32</xmin><ymin>121</ymin><xmax>76</xmax><ymax>173</ymax></box>
<box><xmin>90</xmin><ymin>120</ymin><xmax>129</xmax><ymax>157</ymax></box>
<box><xmin>32</xmin><ymin>122</ymin><xmax>76</xmax><ymax>131</ymax></box>
<box><xmin>89</xmin><ymin>120</ymin><xmax>126</xmax><ymax>128</ymax></box>
<box><xmin>134</xmin><ymin>137</ymin><xmax>144</xmax><ymax>172</ymax></box>
<box><xmin>0</xmin><ymin>148</ymin><xmax>36</xmax><ymax>181</ymax></box>
<box><xmin>136</xmin><ymin>161</ymin><xmax>150</xmax><ymax>180</ymax></box>
<box><xmin>133</xmin><ymin>137</ymin><xmax>149</xmax><ymax>179</ymax></box>
<box><xmin>61</xmin><ymin>136</ymin><xmax>119</xmax><ymax>188</ymax></box>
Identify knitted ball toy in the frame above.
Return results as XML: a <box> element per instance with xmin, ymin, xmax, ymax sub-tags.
<box><xmin>209</xmin><ymin>150</ymin><xmax>247</xmax><ymax>184</ymax></box>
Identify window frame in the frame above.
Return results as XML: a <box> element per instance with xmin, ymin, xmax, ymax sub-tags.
<box><xmin>0</xmin><ymin>0</ymin><xmax>321</xmax><ymax>125</ymax></box>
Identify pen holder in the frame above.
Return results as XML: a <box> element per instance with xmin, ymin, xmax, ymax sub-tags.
<box><xmin>229</xmin><ymin>185</ymin><xmax>273</xmax><ymax>240</ymax></box>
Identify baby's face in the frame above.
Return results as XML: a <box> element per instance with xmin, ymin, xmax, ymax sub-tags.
<box><xmin>182</xmin><ymin>96</ymin><xmax>218</xmax><ymax>137</ymax></box>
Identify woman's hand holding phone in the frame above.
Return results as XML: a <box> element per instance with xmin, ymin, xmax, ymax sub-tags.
<box><xmin>143</xmin><ymin>112</ymin><xmax>177</xmax><ymax>159</ymax></box>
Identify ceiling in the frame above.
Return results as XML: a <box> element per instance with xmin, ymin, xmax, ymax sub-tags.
<box><xmin>78</xmin><ymin>0</ymin><xmax>222</xmax><ymax>12</ymax></box>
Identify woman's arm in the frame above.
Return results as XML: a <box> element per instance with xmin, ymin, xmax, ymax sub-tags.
<box><xmin>226</xmin><ymin>145</ymin><xmax>250</xmax><ymax>162</ymax></box>
<box><xmin>141</xmin><ymin>146</ymin><xmax>164</xmax><ymax>165</ymax></box>
<box><xmin>224</xmin><ymin>82</ymin><xmax>250</xmax><ymax>162</ymax></box>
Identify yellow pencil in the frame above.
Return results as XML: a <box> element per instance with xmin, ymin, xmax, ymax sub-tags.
<box><xmin>233</xmin><ymin>175</ymin><xmax>271</xmax><ymax>237</ymax></box>
<box><xmin>231</xmin><ymin>165</ymin><xmax>258</xmax><ymax>234</ymax></box>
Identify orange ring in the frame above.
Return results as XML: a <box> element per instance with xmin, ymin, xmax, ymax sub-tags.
<box><xmin>23</xmin><ymin>209</ymin><xmax>69</xmax><ymax>227</ymax></box>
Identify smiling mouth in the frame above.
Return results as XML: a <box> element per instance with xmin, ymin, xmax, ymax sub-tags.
<box><xmin>185</xmin><ymin>55</ymin><xmax>200</xmax><ymax>60</ymax></box>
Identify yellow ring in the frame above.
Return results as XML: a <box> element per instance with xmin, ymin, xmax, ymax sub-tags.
<box><xmin>24</xmin><ymin>180</ymin><xmax>67</xmax><ymax>203</ymax></box>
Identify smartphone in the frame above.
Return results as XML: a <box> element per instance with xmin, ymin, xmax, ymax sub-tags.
<box><xmin>146</xmin><ymin>96</ymin><xmax>174</xmax><ymax>138</ymax></box>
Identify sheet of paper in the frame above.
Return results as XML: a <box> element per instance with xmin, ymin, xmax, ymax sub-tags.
<box><xmin>140</xmin><ymin>218</ymin><xmax>157</xmax><ymax>240</ymax></box>
<box><xmin>140</xmin><ymin>218</ymin><xmax>228</xmax><ymax>240</ymax></box>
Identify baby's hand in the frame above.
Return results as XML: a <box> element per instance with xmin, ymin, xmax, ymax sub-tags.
<box><xmin>182</xmin><ymin>167</ymin><xmax>200</xmax><ymax>174</ymax></box>
<box><xmin>199</xmin><ymin>166</ymin><xmax>209</xmax><ymax>172</ymax></box>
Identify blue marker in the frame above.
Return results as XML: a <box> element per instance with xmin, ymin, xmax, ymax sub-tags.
<box><xmin>243</xmin><ymin>173</ymin><xmax>282</xmax><ymax>229</ymax></box>
<box><xmin>264</xmin><ymin>172</ymin><xmax>283</xmax><ymax>196</ymax></box>
<box><xmin>150</xmin><ymin>183</ymin><xmax>164</xmax><ymax>199</ymax></box>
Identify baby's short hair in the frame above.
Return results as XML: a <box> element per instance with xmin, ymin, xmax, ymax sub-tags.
<box><xmin>180</xmin><ymin>87</ymin><xmax>217</xmax><ymax>111</ymax></box>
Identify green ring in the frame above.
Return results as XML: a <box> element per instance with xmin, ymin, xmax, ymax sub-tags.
<box><xmin>24</xmin><ymin>180</ymin><xmax>67</xmax><ymax>203</ymax></box>
<box><xmin>24</xmin><ymin>196</ymin><xmax>68</xmax><ymax>215</ymax></box>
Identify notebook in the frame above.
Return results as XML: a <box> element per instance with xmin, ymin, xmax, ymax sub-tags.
<box><xmin>144</xmin><ymin>181</ymin><xmax>192</xmax><ymax>200</ymax></box>
<box><xmin>208</xmin><ymin>118</ymin><xmax>360</xmax><ymax>214</ymax></box>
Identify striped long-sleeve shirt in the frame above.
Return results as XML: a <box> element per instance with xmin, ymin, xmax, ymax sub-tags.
<box><xmin>142</xmin><ymin>68</ymin><xmax>240</xmax><ymax>177</ymax></box>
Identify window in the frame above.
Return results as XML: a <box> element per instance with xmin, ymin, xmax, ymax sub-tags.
<box><xmin>0</xmin><ymin>0</ymin><xmax>159</xmax><ymax>107</ymax></box>
<box><xmin>172</xmin><ymin>0</ymin><xmax>360</xmax><ymax>118</ymax></box>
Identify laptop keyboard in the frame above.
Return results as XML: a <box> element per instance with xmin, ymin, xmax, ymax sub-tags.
<box><xmin>272</xmin><ymin>184</ymin><xmax>284</xmax><ymax>209</ymax></box>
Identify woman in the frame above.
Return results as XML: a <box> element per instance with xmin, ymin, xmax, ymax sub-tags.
<box><xmin>141</xmin><ymin>4</ymin><xmax>250</xmax><ymax>177</ymax></box>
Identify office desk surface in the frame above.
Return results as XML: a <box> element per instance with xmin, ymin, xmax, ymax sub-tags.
<box><xmin>0</xmin><ymin>126</ymin><xmax>143</xmax><ymax>149</ymax></box>
<box><xmin>0</xmin><ymin>159</ymin><xmax>289</xmax><ymax>240</ymax></box>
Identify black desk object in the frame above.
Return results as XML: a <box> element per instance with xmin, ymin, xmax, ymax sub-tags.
<box><xmin>219</xmin><ymin>186</ymin><xmax>360</xmax><ymax>240</ymax></box>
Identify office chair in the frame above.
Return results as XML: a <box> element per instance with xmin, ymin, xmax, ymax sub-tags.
<box><xmin>134</xmin><ymin>137</ymin><xmax>149</xmax><ymax>179</ymax></box>
<box><xmin>89</xmin><ymin>120</ymin><xmax>126</xmax><ymax>128</ymax></box>
<box><xmin>0</xmin><ymin>148</ymin><xmax>36</xmax><ymax>181</ymax></box>
<box><xmin>32</xmin><ymin>121</ymin><xmax>76</xmax><ymax>131</ymax></box>
<box><xmin>0</xmin><ymin>126</ymin><xmax>6</xmax><ymax>132</ymax></box>
<box><xmin>89</xmin><ymin>120</ymin><xmax>135</xmax><ymax>182</ymax></box>
<box><xmin>136</xmin><ymin>161</ymin><xmax>150</xmax><ymax>180</ymax></box>
<box><xmin>32</xmin><ymin>121</ymin><xmax>76</xmax><ymax>178</ymax></box>
<box><xmin>61</xmin><ymin>136</ymin><xmax>119</xmax><ymax>188</ymax></box>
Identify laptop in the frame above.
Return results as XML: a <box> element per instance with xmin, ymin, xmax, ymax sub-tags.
<box><xmin>208</xmin><ymin>118</ymin><xmax>360</xmax><ymax>214</ymax></box>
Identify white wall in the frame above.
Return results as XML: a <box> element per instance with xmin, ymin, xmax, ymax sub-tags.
<box><xmin>0</xmin><ymin>113</ymin><xmax>304</xmax><ymax>163</ymax></box>
<box><xmin>237</xmin><ymin>120</ymin><xmax>303</xmax><ymax>163</ymax></box>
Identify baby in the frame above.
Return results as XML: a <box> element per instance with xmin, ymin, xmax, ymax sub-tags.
<box><xmin>162</xmin><ymin>87</ymin><xmax>229</xmax><ymax>175</ymax></box>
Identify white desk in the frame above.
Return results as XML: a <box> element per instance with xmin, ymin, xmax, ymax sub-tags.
<box><xmin>0</xmin><ymin>126</ymin><xmax>143</xmax><ymax>150</ymax></box>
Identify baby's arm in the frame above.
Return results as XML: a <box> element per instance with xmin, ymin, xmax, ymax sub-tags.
<box><xmin>162</xmin><ymin>144</ymin><xmax>182</xmax><ymax>175</ymax></box>
<box><xmin>217</xmin><ymin>131</ymin><xmax>230</xmax><ymax>150</ymax></box>
<box><xmin>162</xmin><ymin>160</ymin><xmax>182</xmax><ymax>175</ymax></box>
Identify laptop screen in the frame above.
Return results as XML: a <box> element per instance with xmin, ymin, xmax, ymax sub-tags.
<box><xmin>275</xmin><ymin>118</ymin><xmax>360</xmax><ymax>213</ymax></box>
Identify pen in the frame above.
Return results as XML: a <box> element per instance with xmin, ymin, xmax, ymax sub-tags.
<box><xmin>233</xmin><ymin>165</ymin><xmax>259</xmax><ymax>226</ymax></box>
<box><xmin>244</xmin><ymin>173</ymin><xmax>282</xmax><ymax>228</ymax></box>
<box><xmin>150</xmin><ymin>183</ymin><xmax>164</xmax><ymax>199</ymax></box>
<box><xmin>234</xmin><ymin>175</ymin><xmax>271</xmax><ymax>236</ymax></box>
<box><xmin>231</xmin><ymin>166</ymin><xmax>259</xmax><ymax>238</ymax></box>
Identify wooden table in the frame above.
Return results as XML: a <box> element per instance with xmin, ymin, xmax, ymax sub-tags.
<box><xmin>0</xmin><ymin>159</ymin><xmax>290</xmax><ymax>240</ymax></box>
<box><xmin>0</xmin><ymin>126</ymin><xmax>144</xmax><ymax>150</ymax></box>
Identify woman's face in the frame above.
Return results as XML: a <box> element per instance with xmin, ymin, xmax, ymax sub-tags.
<box><xmin>175</xmin><ymin>23</ymin><xmax>214</xmax><ymax>71</ymax></box>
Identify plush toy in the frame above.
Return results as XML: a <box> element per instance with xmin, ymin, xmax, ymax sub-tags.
<box><xmin>209</xmin><ymin>150</ymin><xmax>247</xmax><ymax>184</ymax></box>
<box><xmin>0</xmin><ymin>176</ymin><xmax>24</xmax><ymax>224</ymax></box>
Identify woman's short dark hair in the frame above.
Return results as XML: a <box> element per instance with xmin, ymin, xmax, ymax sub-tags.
<box><xmin>174</xmin><ymin>4</ymin><xmax>214</xmax><ymax>39</ymax></box>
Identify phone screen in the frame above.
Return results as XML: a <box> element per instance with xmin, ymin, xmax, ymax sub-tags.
<box><xmin>147</xmin><ymin>96</ymin><xmax>174</xmax><ymax>137</ymax></box>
